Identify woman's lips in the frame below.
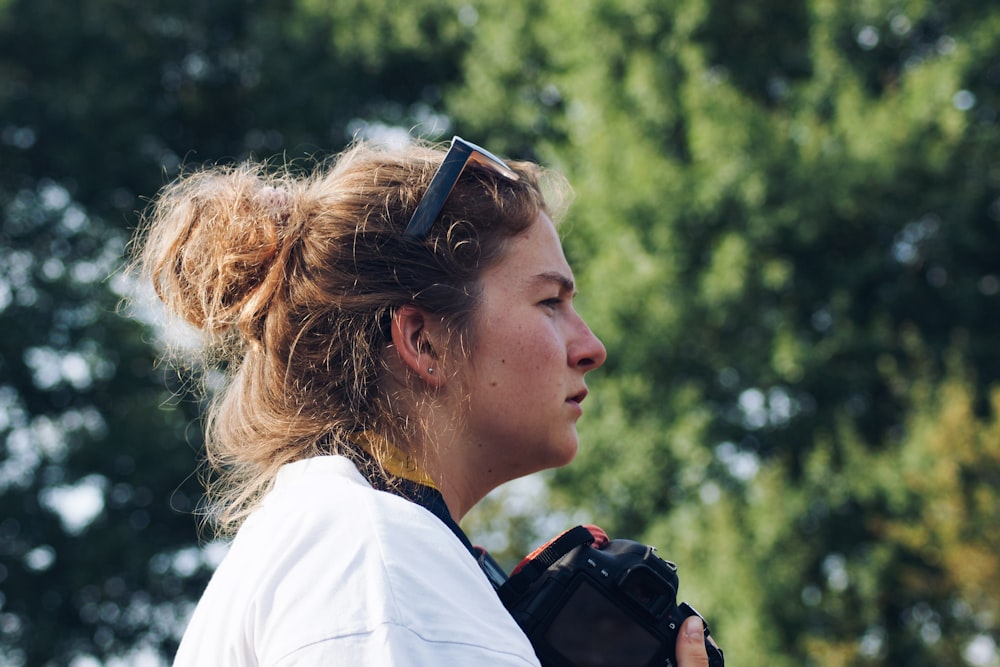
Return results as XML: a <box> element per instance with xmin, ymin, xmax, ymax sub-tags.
<box><xmin>566</xmin><ymin>389</ymin><xmax>588</xmax><ymax>414</ymax></box>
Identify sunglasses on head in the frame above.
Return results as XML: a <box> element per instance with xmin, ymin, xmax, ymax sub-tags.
<box><xmin>403</xmin><ymin>136</ymin><xmax>520</xmax><ymax>240</ymax></box>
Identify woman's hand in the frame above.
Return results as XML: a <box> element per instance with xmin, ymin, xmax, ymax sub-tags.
<box><xmin>676</xmin><ymin>615</ymin><xmax>716</xmax><ymax>667</ymax></box>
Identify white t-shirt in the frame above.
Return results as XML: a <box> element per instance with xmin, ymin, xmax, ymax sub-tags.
<box><xmin>173</xmin><ymin>455</ymin><xmax>540</xmax><ymax>666</ymax></box>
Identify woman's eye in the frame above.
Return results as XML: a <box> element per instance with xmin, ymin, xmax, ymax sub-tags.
<box><xmin>540</xmin><ymin>297</ymin><xmax>562</xmax><ymax>310</ymax></box>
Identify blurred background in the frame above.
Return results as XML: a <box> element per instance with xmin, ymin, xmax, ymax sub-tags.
<box><xmin>1</xmin><ymin>0</ymin><xmax>998</xmax><ymax>665</ymax></box>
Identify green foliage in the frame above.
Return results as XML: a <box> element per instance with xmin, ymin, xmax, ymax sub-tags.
<box><xmin>4</xmin><ymin>0</ymin><xmax>1000</xmax><ymax>664</ymax></box>
<box><xmin>0</xmin><ymin>0</ymin><xmax>470</xmax><ymax>663</ymax></box>
<box><xmin>451</xmin><ymin>0</ymin><xmax>1000</xmax><ymax>664</ymax></box>
<box><xmin>0</xmin><ymin>182</ymin><xmax>206</xmax><ymax>663</ymax></box>
<box><xmin>878</xmin><ymin>370</ymin><xmax>1000</xmax><ymax>661</ymax></box>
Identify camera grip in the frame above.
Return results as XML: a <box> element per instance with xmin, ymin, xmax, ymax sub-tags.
<box><xmin>676</xmin><ymin>603</ymin><xmax>725</xmax><ymax>667</ymax></box>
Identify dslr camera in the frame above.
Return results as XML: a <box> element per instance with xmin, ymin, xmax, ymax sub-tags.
<box><xmin>478</xmin><ymin>525</ymin><xmax>724</xmax><ymax>667</ymax></box>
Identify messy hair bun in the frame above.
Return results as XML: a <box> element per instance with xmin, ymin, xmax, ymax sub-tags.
<box><xmin>141</xmin><ymin>166</ymin><xmax>298</xmax><ymax>350</ymax></box>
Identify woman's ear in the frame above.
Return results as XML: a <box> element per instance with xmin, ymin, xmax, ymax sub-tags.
<box><xmin>390</xmin><ymin>305</ymin><xmax>446</xmax><ymax>388</ymax></box>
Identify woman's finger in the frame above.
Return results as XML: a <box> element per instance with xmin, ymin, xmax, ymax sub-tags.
<box><xmin>675</xmin><ymin>615</ymin><xmax>710</xmax><ymax>667</ymax></box>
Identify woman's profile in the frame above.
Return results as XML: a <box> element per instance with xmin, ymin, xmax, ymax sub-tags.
<box><xmin>133</xmin><ymin>136</ymin><xmax>713</xmax><ymax>665</ymax></box>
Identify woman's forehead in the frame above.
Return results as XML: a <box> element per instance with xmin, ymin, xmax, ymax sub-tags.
<box><xmin>485</xmin><ymin>214</ymin><xmax>572</xmax><ymax>286</ymax></box>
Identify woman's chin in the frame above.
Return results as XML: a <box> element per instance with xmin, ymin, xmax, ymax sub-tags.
<box><xmin>547</xmin><ymin>438</ymin><xmax>579</xmax><ymax>470</ymax></box>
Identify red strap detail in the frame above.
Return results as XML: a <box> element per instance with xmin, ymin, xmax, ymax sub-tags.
<box><xmin>511</xmin><ymin>529</ymin><xmax>570</xmax><ymax>576</ymax></box>
<box><xmin>583</xmin><ymin>524</ymin><xmax>610</xmax><ymax>549</ymax></box>
<box><xmin>511</xmin><ymin>524</ymin><xmax>609</xmax><ymax>576</ymax></box>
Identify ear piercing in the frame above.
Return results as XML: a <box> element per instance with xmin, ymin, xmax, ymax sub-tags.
<box><xmin>427</xmin><ymin>367</ymin><xmax>435</xmax><ymax>375</ymax></box>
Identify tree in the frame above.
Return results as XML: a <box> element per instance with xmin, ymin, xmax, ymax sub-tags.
<box><xmin>6</xmin><ymin>0</ymin><xmax>1000</xmax><ymax>663</ymax></box>
<box><xmin>449</xmin><ymin>0</ymin><xmax>1000</xmax><ymax>664</ymax></box>
<box><xmin>0</xmin><ymin>0</ymin><xmax>471</xmax><ymax>662</ymax></box>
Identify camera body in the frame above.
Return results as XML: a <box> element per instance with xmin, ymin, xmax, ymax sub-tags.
<box><xmin>490</xmin><ymin>526</ymin><xmax>724</xmax><ymax>667</ymax></box>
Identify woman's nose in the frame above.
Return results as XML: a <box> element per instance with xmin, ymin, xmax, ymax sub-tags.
<box><xmin>570</xmin><ymin>316</ymin><xmax>607</xmax><ymax>372</ymax></box>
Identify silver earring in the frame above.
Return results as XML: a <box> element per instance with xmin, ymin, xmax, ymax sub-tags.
<box><xmin>427</xmin><ymin>367</ymin><xmax>435</xmax><ymax>375</ymax></box>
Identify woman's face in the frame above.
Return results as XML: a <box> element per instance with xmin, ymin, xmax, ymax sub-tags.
<box><xmin>458</xmin><ymin>212</ymin><xmax>607</xmax><ymax>489</ymax></box>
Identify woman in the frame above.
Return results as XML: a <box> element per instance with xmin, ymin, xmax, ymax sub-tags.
<box><xmin>136</xmin><ymin>137</ymin><xmax>712</xmax><ymax>665</ymax></box>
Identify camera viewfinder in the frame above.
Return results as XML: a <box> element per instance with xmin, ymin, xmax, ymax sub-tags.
<box><xmin>619</xmin><ymin>565</ymin><xmax>677</xmax><ymax>618</ymax></box>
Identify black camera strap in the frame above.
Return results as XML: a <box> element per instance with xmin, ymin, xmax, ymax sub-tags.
<box><xmin>510</xmin><ymin>526</ymin><xmax>596</xmax><ymax>580</ymax></box>
<box><xmin>346</xmin><ymin>434</ymin><xmax>480</xmax><ymax>557</ymax></box>
<box><xmin>351</xmin><ymin>446</ymin><xmax>526</xmax><ymax>594</ymax></box>
<box><xmin>498</xmin><ymin>525</ymin><xmax>596</xmax><ymax>605</ymax></box>
<box><xmin>347</xmin><ymin>439</ymin><xmax>608</xmax><ymax>625</ymax></box>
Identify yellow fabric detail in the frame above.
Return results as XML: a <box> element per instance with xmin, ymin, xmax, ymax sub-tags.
<box><xmin>351</xmin><ymin>432</ymin><xmax>439</xmax><ymax>491</ymax></box>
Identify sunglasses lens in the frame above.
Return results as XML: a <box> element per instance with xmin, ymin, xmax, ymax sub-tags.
<box><xmin>467</xmin><ymin>150</ymin><xmax>520</xmax><ymax>181</ymax></box>
<box><xmin>404</xmin><ymin>137</ymin><xmax>519</xmax><ymax>239</ymax></box>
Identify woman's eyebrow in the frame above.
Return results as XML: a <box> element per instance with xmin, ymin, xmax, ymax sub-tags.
<box><xmin>532</xmin><ymin>271</ymin><xmax>576</xmax><ymax>295</ymax></box>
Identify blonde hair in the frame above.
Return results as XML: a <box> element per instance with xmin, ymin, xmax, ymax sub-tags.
<box><xmin>132</xmin><ymin>140</ymin><xmax>559</xmax><ymax>536</ymax></box>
